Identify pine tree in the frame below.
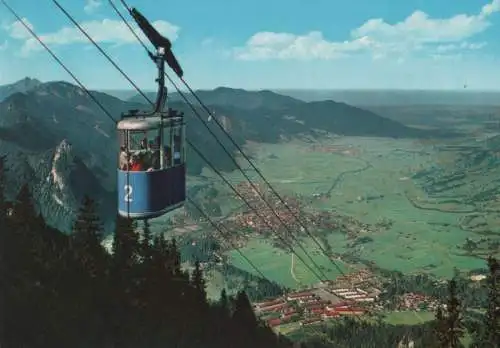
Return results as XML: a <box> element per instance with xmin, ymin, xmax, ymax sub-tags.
<box><xmin>0</xmin><ymin>155</ymin><xmax>7</xmax><ymax>229</ymax></box>
<box><xmin>0</xmin><ymin>155</ymin><xmax>7</xmax><ymax>345</ymax></box>
<box><xmin>232</xmin><ymin>290</ymin><xmax>259</xmax><ymax>331</ymax></box>
<box><xmin>65</xmin><ymin>196</ymin><xmax>107</xmax><ymax>344</ymax></box>
<box><xmin>483</xmin><ymin>256</ymin><xmax>500</xmax><ymax>347</ymax></box>
<box><xmin>435</xmin><ymin>305</ymin><xmax>448</xmax><ymax>347</ymax></box>
<box><xmin>110</xmin><ymin>215</ymin><xmax>140</xmax><ymax>346</ymax></box>
<box><xmin>446</xmin><ymin>279</ymin><xmax>466</xmax><ymax>348</ymax></box>
<box><xmin>11</xmin><ymin>183</ymin><xmax>38</xmax><ymax>229</ymax></box>
<box><xmin>435</xmin><ymin>279</ymin><xmax>466</xmax><ymax>348</ymax></box>
<box><xmin>191</xmin><ymin>260</ymin><xmax>208</xmax><ymax>311</ymax></box>
<box><xmin>10</xmin><ymin>183</ymin><xmax>45</xmax><ymax>271</ymax></box>
<box><xmin>0</xmin><ymin>155</ymin><xmax>8</xmax><ymax>267</ymax></box>
<box><xmin>168</xmin><ymin>237</ymin><xmax>182</xmax><ymax>276</ymax></box>
<box><xmin>3</xmin><ymin>182</ymin><xmax>50</xmax><ymax>347</ymax></box>
<box><xmin>112</xmin><ymin>215</ymin><xmax>139</xmax><ymax>271</ymax></box>
<box><xmin>141</xmin><ymin>219</ymin><xmax>153</xmax><ymax>264</ymax></box>
<box><xmin>219</xmin><ymin>288</ymin><xmax>230</xmax><ymax>314</ymax></box>
<box><xmin>71</xmin><ymin>195</ymin><xmax>105</xmax><ymax>277</ymax></box>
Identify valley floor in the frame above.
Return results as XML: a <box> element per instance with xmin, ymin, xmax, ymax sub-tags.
<box><xmin>198</xmin><ymin>134</ymin><xmax>498</xmax><ymax>292</ymax></box>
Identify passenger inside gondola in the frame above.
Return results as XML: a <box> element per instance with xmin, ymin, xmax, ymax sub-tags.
<box><xmin>173</xmin><ymin>135</ymin><xmax>181</xmax><ymax>165</ymax></box>
<box><xmin>165</xmin><ymin>145</ymin><xmax>172</xmax><ymax>166</ymax></box>
<box><xmin>130</xmin><ymin>154</ymin><xmax>144</xmax><ymax>171</ymax></box>
<box><xmin>149</xmin><ymin>135</ymin><xmax>161</xmax><ymax>169</ymax></box>
<box><xmin>140</xmin><ymin>138</ymin><xmax>148</xmax><ymax>150</ymax></box>
<box><xmin>119</xmin><ymin>146</ymin><xmax>129</xmax><ymax>170</ymax></box>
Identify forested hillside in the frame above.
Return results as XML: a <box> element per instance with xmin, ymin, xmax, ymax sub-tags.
<box><xmin>1</xmin><ymin>154</ymin><xmax>499</xmax><ymax>347</ymax></box>
<box><xmin>0</xmin><ymin>155</ymin><xmax>292</xmax><ymax>348</ymax></box>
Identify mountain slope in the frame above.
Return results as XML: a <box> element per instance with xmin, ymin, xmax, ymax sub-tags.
<box><xmin>0</xmin><ymin>77</ymin><xmax>41</xmax><ymax>102</ymax></box>
<box><xmin>0</xmin><ymin>81</ymin><xmax>132</xmax><ymax>232</ymax></box>
<box><xmin>0</xmin><ymin>81</ymin><xmax>249</xmax><ymax>232</ymax></box>
<box><xmin>0</xmin><ymin>79</ymin><xmax>452</xmax><ymax>233</ymax></box>
<box><xmin>129</xmin><ymin>87</ymin><xmax>303</xmax><ymax>110</ymax></box>
<box><xmin>131</xmin><ymin>87</ymin><xmax>453</xmax><ymax>139</ymax></box>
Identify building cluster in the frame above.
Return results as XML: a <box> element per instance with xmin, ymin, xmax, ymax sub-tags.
<box><xmin>227</xmin><ymin>182</ymin><xmax>378</xmax><ymax>239</ymax></box>
<box><xmin>395</xmin><ymin>292</ymin><xmax>440</xmax><ymax>311</ymax></box>
<box><xmin>306</xmin><ymin>145</ymin><xmax>359</xmax><ymax>157</ymax></box>
<box><xmin>230</xmin><ymin>182</ymin><xmax>303</xmax><ymax>233</ymax></box>
<box><xmin>330</xmin><ymin>268</ymin><xmax>381</xmax><ymax>289</ymax></box>
<box><xmin>329</xmin><ymin>287</ymin><xmax>375</xmax><ymax>303</ymax></box>
<box><xmin>253</xmin><ymin>290</ymin><xmax>368</xmax><ymax>328</ymax></box>
<box><xmin>250</xmin><ymin>269</ymin><xmax>392</xmax><ymax>330</ymax></box>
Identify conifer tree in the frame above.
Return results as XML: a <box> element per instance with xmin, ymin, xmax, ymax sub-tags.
<box><xmin>110</xmin><ymin>215</ymin><xmax>139</xmax><ymax>345</ymax></box>
<box><xmin>11</xmin><ymin>183</ymin><xmax>38</xmax><ymax>229</ymax></box>
<box><xmin>67</xmin><ymin>196</ymin><xmax>107</xmax><ymax>344</ymax></box>
<box><xmin>0</xmin><ymin>155</ymin><xmax>8</xmax><ymax>269</ymax></box>
<box><xmin>71</xmin><ymin>195</ymin><xmax>105</xmax><ymax>276</ymax></box>
<box><xmin>435</xmin><ymin>305</ymin><xmax>448</xmax><ymax>347</ymax></box>
<box><xmin>112</xmin><ymin>215</ymin><xmax>139</xmax><ymax>271</ymax></box>
<box><xmin>169</xmin><ymin>237</ymin><xmax>182</xmax><ymax>276</ymax></box>
<box><xmin>233</xmin><ymin>290</ymin><xmax>259</xmax><ymax>331</ymax></box>
<box><xmin>10</xmin><ymin>184</ymin><xmax>44</xmax><ymax>273</ymax></box>
<box><xmin>191</xmin><ymin>260</ymin><xmax>208</xmax><ymax>310</ymax></box>
<box><xmin>219</xmin><ymin>288</ymin><xmax>230</xmax><ymax>314</ymax></box>
<box><xmin>483</xmin><ymin>256</ymin><xmax>500</xmax><ymax>347</ymax></box>
<box><xmin>0</xmin><ymin>155</ymin><xmax>7</xmax><ymax>229</ymax></box>
<box><xmin>0</xmin><ymin>155</ymin><xmax>6</xmax><ymax>345</ymax></box>
<box><xmin>437</xmin><ymin>279</ymin><xmax>465</xmax><ymax>348</ymax></box>
<box><xmin>141</xmin><ymin>219</ymin><xmax>153</xmax><ymax>264</ymax></box>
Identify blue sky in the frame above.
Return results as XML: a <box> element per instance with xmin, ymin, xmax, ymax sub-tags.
<box><xmin>0</xmin><ymin>0</ymin><xmax>499</xmax><ymax>90</ymax></box>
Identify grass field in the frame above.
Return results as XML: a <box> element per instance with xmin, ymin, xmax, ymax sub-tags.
<box><xmin>382</xmin><ymin>311</ymin><xmax>435</xmax><ymax>325</ymax></box>
<box><xmin>200</xmin><ymin>135</ymin><xmax>494</xmax><ymax>288</ymax></box>
<box><xmin>228</xmin><ymin>237</ymin><xmax>348</xmax><ymax>288</ymax></box>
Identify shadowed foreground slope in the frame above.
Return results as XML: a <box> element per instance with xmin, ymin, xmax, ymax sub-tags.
<box><xmin>1</xmin><ymin>179</ymin><xmax>293</xmax><ymax>347</ymax></box>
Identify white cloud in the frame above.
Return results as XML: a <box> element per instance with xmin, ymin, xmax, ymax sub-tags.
<box><xmin>84</xmin><ymin>0</ymin><xmax>102</xmax><ymax>14</ymax></box>
<box><xmin>234</xmin><ymin>31</ymin><xmax>376</xmax><ymax>60</ymax></box>
<box><xmin>3</xmin><ymin>17</ymin><xmax>34</xmax><ymax>40</ymax></box>
<box><xmin>0</xmin><ymin>40</ymin><xmax>8</xmax><ymax>51</ymax></box>
<box><xmin>436</xmin><ymin>41</ymin><xmax>487</xmax><ymax>53</ymax></box>
<box><xmin>4</xmin><ymin>18</ymin><xmax>180</xmax><ymax>56</ymax></box>
<box><xmin>234</xmin><ymin>0</ymin><xmax>500</xmax><ymax>61</ymax></box>
<box><xmin>481</xmin><ymin>0</ymin><xmax>500</xmax><ymax>16</ymax></box>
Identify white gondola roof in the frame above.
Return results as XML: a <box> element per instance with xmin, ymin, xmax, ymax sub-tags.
<box><xmin>117</xmin><ymin>116</ymin><xmax>184</xmax><ymax>130</ymax></box>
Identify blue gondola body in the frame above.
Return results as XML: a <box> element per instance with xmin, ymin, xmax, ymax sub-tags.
<box><xmin>117</xmin><ymin>164</ymin><xmax>186</xmax><ymax>219</ymax></box>
<box><xmin>115</xmin><ymin>38</ymin><xmax>186</xmax><ymax>220</ymax></box>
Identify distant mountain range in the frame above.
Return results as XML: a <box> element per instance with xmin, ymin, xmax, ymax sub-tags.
<box><xmin>128</xmin><ymin>87</ymin><xmax>454</xmax><ymax>139</ymax></box>
<box><xmin>114</xmin><ymin>88</ymin><xmax>500</xmax><ymax>107</ymax></box>
<box><xmin>0</xmin><ymin>78</ymin><xmax>454</xmax><ymax>233</ymax></box>
<box><xmin>275</xmin><ymin>89</ymin><xmax>500</xmax><ymax>106</ymax></box>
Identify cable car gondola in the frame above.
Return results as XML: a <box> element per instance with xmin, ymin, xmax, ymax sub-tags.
<box><xmin>117</xmin><ymin>9</ymin><xmax>185</xmax><ymax>219</ymax></box>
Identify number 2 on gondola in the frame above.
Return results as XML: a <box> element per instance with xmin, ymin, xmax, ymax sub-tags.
<box><xmin>124</xmin><ymin>185</ymin><xmax>133</xmax><ymax>202</ymax></box>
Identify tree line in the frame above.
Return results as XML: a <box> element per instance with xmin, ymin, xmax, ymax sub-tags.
<box><xmin>0</xmin><ymin>156</ymin><xmax>292</xmax><ymax>348</ymax></box>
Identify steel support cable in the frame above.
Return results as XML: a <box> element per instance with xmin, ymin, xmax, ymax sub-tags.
<box><xmin>106</xmin><ymin>3</ymin><xmax>383</xmax><ymax>297</ymax></box>
<box><xmin>0</xmin><ymin>0</ymin><xmax>117</xmax><ymax>127</ymax></box>
<box><xmin>106</xmin><ymin>0</ymin><xmax>330</xmax><ymax>282</ymax></box>
<box><xmin>0</xmin><ymin>0</ymin><xmax>270</xmax><ymax>284</ymax></box>
<box><xmin>1</xmin><ymin>11</ymin><xmax>350</xmax><ymax>346</ymax></box>
<box><xmin>188</xmin><ymin>143</ymin><xmax>325</xmax><ymax>282</ymax></box>
<box><xmin>187</xmin><ymin>197</ymin><xmax>269</xmax><ymax>281</ymax></box>
<box><xmin>60</xmin><ymin>0</ymin><xmax>328</xmax><ymax>282</ymax></box>
<box><xmin>48</xmin><ymin>0</ymin><xmax>329</xmax><ymax>282</ymax></box>
<box><xmin>181</xmin><ymin>75</ymin><xmax>347</xmax><ymax>277</ymax></box>
<box><xmin>117</xmin><ymin>0</ymin><xmax>346</xmax><ymax>278</ymax></box>
<box><xmin>1</xmin><ymin>13</ymin><xmax>356</xmax><ymax>342</ymax></box>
